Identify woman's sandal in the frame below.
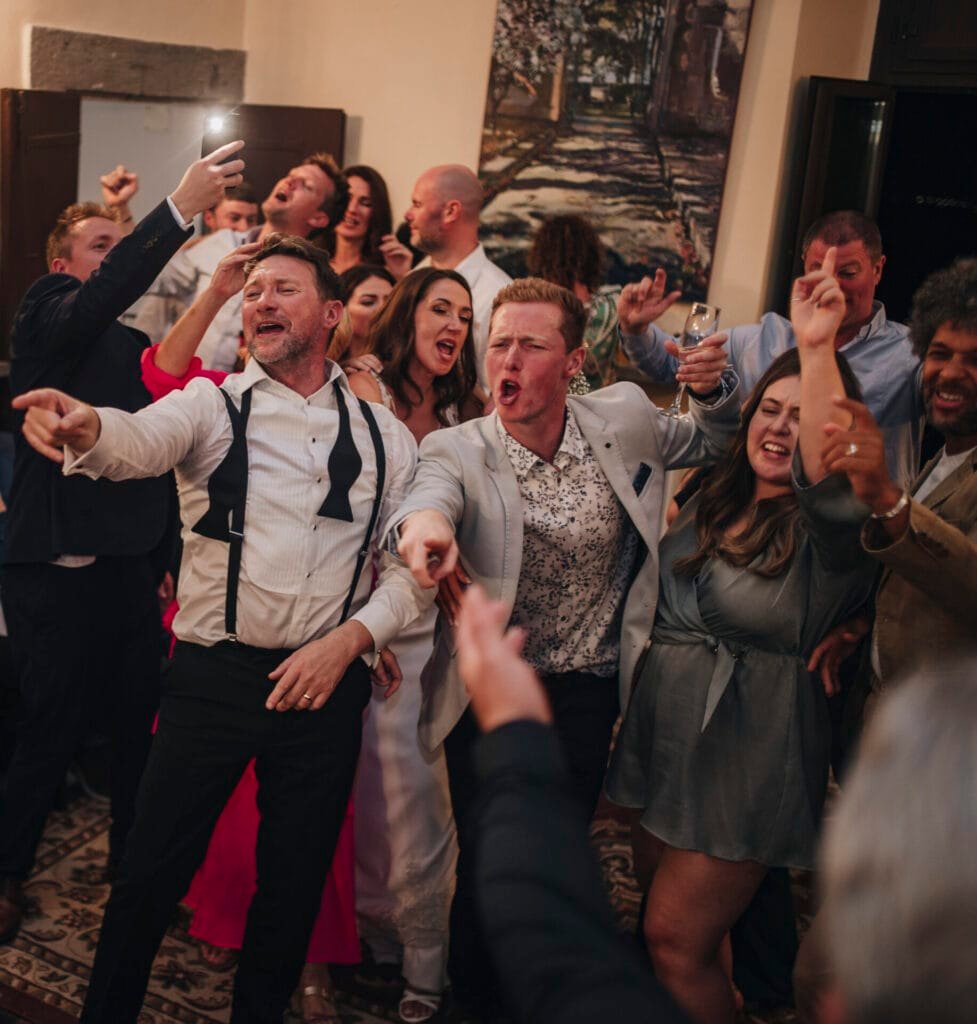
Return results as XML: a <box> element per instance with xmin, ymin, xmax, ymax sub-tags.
<box><xmin>398</xmin><ymin>986</ymin><xmax>442</xmax><ymax>1023</ymax></box>
<box><xmin>292</xmin><ymin>984</ymin><xmax>342</xmax><ymax>1024</ymax></box>
<box><xmin>198</xmin><ymin>940</ymin><xmax>238</xmax><ymax>971</ymax></box>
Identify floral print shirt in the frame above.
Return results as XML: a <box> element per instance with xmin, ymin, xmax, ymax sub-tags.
<box><xmin>498</xmin><ymin>409</ymin><xmax>639</xmax><ymax>677</ymax></box>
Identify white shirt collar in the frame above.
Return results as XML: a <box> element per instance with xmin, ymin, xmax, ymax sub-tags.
<box><xmin>496</xmin><ymin>407</ymin><xmax>586</xmax><ymax>478</ymax></box>
<box><xmin>236</xmin><ymin>355</ymin><xmax>347</xmax><ymax>404</ymax></box>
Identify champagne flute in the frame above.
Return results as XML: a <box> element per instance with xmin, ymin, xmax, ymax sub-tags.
<box><xmin>664</xmin><ymin>302</ymin><xmax>721</xmax><ymax>417</ymax></box>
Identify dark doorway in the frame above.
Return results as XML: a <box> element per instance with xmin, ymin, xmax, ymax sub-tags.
<box><xmin>874</xmin><ymin>90</ymin><xmax>977</xmax><ymax>323</ymax></box>
<box><xmin>776</xmin><ymin>78</ymin><xmax>977</xmax><ymax>322</ymax></box>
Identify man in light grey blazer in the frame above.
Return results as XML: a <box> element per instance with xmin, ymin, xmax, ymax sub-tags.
<box><xmin>394</xmin><ymin>277</ymin><xmax>740</xmax><ymax>1021</ymax></box>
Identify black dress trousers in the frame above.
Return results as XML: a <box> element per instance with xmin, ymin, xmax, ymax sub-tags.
<box><xmin>444</xmin><ymin>669</ymin><xmax>619</xmax><ymax>1015</ymax></box>
<box><xmin>80</xmin><ymin>639</ymin><xmax>370</xmax><ymax>1024</ymax></box>
<box><xmin>0</xmin><ymin>555</ymin><xmax>160</xmax><ymax>879</ymax></box>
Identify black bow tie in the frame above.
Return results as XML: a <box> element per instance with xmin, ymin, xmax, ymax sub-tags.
<box><xmin>193</xmin><ymin>379</ymin><xmax>365</xmax><ymax>546</ymax></box>
<box><xmin>317</xmin><ymin>380</ymin><xmax>363</xmax><ymax>522</ymax></box>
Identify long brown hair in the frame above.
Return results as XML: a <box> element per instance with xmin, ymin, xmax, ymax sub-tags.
<box><xmin>367</xmin><ymin>267</ymin><xmax>477</xmax><ymax>425</ymax></box>
<box><xmin>674</xmin><ymin>348</ymin><xmax>861</xmax><ymax>579</ymax></box>
<box><xmin>320</xmin><ymin>165</ymin><xmax>393</xmax><ymax>265</ymax></box>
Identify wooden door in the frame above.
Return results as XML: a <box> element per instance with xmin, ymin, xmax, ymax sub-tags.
<box><xmin>873</xmin><ymin>0</ymin><xmax>977</xmax><ymax>86</ymax></box>
<box><xmin>1</xmin><ymin>89</ymin><xmax>81</xmax><ymax>356</ymax></box>
<box><xmin>771</xmin><ymin>77</ymin><xmax>896</xmax><ymax>312</ymax></box>
<box><xmin>1</xmin><ymin>95</ymin><xmax>345</xmax><ymax>363</ymax></box>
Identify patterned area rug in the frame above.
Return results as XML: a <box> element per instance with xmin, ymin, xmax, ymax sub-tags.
<box><xmin>0</xmin><ymin>790</ymin><xmax>392</xmax><ymax>1024</ymax></box>
<box><xmin>0</xmin><ymin>791</ymin><xmax>805</xmax><ymax>1023</ymax></box>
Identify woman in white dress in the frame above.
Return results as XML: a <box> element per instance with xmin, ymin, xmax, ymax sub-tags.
<box><xmin>348</xmin><ymin>267</ymin><xmax>484</xmax><ymax>1023</ymax></box>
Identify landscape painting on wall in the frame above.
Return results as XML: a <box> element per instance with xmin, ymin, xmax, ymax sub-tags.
<box><xmin>478</xmin><ymin>0</ymin><xmax>755</xmax><ymax>303</ymax></box>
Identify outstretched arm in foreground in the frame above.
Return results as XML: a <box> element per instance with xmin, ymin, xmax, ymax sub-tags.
<box><xmin>457</xmin><ymin>586</ymin><xmax>688</xmax><ymax>1024</ymax></box>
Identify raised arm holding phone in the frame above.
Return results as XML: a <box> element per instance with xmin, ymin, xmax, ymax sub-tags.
<box><xmin>0</xmin><ymin>143</ymin><xmax>244</xmax><ymax>947</ymax></box>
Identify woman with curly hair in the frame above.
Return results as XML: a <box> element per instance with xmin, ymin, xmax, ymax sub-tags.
<box><xmin>526</xmin><ymin>213</ymin><xmax>620</xmax><ymax>391</ymax></box>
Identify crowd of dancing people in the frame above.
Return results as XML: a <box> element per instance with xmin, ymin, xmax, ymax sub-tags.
<box><xmin>0</xmin><ymin>137</ymin><xmax>975</xmax><ymax>1024</ymax></box>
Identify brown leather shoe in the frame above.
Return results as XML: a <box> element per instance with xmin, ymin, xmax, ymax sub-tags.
<box><xmin>0</xmin><ymin>878</ymin><xmax>25</xmax><ymax>944</ymax></box>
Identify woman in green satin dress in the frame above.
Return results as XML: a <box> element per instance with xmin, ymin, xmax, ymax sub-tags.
<box><xmin>606</xmin><ymin>250</ymin><xmax>877</xmax><ymax>1024</ymax></box>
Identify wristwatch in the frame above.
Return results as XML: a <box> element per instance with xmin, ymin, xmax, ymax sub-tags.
<box><xmin>387</xmin><ymin>520</ymin><xmax>405</xmax><ymax>556</ymax></box>
<box><xmin>870</xmin><ymin>491</ymin><xmax>909</xmax><ymax>520</ymax></box>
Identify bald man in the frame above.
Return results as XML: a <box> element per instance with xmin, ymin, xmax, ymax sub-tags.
<box><xmin>405</xmin><ymin>165</ymin><xmax>511</xmax><ymax>388</ymax></box>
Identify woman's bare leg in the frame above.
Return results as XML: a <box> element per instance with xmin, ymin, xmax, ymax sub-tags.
<box><xmin>643</xmin><ymin>847</ymin><xmax>767</xmax><ymax>1024</ymax></box>
<box><xmin>631</xmin><ymin>817</ymin><xmax>666</xmax><ymax>892</ymax></box>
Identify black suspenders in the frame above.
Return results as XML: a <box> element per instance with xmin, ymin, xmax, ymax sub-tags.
<box><xmin>340</xmin><ymin>401</ymin><xmax>386</xmax><ymax>624</ymax></box>
<box><xmin>191</xmin><ymin>385</ymin><xmax>387</xmax><ymax>641</ymax></box>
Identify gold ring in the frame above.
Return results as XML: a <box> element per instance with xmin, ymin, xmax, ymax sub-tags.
<box><xmin>301</xmin><ymin>693</ymin><xmax>313</xmax><ymax>702</ymax></box>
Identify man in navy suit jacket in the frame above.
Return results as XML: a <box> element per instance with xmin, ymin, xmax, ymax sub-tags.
<box><xmin>0</xmin><ymin>143</ymin><xmax>245</xmax><ymax>944</ymax></box>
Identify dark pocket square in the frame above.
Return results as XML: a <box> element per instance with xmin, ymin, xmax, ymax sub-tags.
<box><xmin>632</xmin><ymin>462</ymin><xmax>652</xmax><ymax>494</ymax></box>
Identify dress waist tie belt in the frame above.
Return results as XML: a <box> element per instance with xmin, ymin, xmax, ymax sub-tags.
<box><xmin>653</xmin><ymin>628</ymin><xmax>763</xmax><ymax>733</ymax></box>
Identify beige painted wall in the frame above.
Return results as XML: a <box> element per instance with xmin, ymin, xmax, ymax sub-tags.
<box><xmin>0</xmin><ymin>0</ymin><xmax>245</xmax><ymax>90</ymax></box>
<box><xmin>708</xmin><ymin>0</ymin><xmax>880</xmax><ymax>323</ymax></box>
<box><xmin>0</xmin><ymin>0</ymin><xmax>880</xmax><ymax>325</ymax></box>
<box><xmin>242</xmin><ymin>0</ymin><xmax>498</xmax><ymax>223</ymax></box>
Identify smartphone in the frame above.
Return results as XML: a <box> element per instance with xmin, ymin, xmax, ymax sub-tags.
<box><xmin>202</xmin><ymin>111</ymin><xmax>242</xmax><ymax>163</ymax></box>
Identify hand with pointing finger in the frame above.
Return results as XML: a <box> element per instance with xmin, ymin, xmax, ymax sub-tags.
<box><xmin>170</xmin><ymin>140</ymin><xmax>246</xmax><ymax>224</ymax></box>
<box><xmin>396</xmin><ymin>510</ymin><xmax>458</xmax><ymax>589</ymax></box>
<box><xmin>791</xmin><ymin>246</ymin><xmax>845</xmax><ymax>350</ymax></box>
<box><xmin>12</xmin><ymin>388</ymin><xmax>101</xmax><ymax>463</ymax></box>
<box><xmin>617</xmin><ymin>269</ymin><xmax>682</xmax><ymax>335</ymax></box>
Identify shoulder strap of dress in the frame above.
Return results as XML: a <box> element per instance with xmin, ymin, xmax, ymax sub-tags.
<box><xmin>372</xmin><ymin>370</ymin><xmax>396</xmax><ymax>413</ymax></box>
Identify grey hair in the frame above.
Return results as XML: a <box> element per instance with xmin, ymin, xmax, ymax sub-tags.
<box><xmin>821</xmin><ymin>663</ymin><xmax>977</xmax><ymax>1024</ymax></box>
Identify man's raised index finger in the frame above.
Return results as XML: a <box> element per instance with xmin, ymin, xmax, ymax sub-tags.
<box><xmin>204</xmin><ymin>139</ymin><xmax>245</xmax><ymax>164</ymax></box>
<box><xmin>821</xmin><ymin>245</ymin><xmax>837</xmax><ymax>277</ymax></box>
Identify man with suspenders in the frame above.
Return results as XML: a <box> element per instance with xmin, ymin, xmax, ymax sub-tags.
<box><xmin>13</xmin><ymin>234</ymin><xmax>429</xmax><ymax>1024</ymax></box>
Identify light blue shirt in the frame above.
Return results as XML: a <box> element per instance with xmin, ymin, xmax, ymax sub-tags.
<box><xmin>621</xmin><ymin>302</ymin><xmax>924</xmax><ymax>488</ymax></box>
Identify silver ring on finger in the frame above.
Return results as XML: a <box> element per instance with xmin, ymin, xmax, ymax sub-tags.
<box><xmin>846</xmin><ymin>442</ymin><xmax>858</xmax><ymax>456</ymax></box>
<box><xmin>301</xmin><ymin>692</ymin><xmax>313</xmax><ymax>702</ymax></box>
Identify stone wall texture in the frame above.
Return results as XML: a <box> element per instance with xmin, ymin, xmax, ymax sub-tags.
<box><xmin>30</xmin><ymin>26</ymin><xmax>245</xmax><ymax>102</ymax></box>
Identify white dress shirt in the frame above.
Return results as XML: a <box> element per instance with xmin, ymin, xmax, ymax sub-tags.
<box><xmin>418</xmin><ymin>244</ymin><xmax>511</xmax><ymax>389</ymax></box>
<box><xmin>65</xmin><ymin>358</ymin><xmax>429</xmax><ymax>652</ymax></box>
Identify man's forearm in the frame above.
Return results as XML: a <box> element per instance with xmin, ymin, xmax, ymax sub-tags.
<box><xmin>864</xmin><ymin>501</ymin><xmax>977</xmax><ymax>620</ymax></box>
<box><xmin>620</xmin><ymin>324</ymin><xmax>680</xmax><ymax>383</ymax></box>
<box><xmin>63</xmin><ymin>394</ymin><xmax>201</xmax><ymax>481</ymax></box>
<box><xmin>352</xmin><ymin>552</ymin><xmax>435</xmax><ymax>654</ymax></box>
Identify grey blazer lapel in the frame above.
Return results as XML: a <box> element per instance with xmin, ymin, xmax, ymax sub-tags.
<box><xmin>476</xmin><ymin>415</ymin><xmax>524</xmax><ymax>612</ymax></box>
<box><xmin>573</xmin><ymin>402</ymin><xmax>659</xmax><ymax>551</ymax></box>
